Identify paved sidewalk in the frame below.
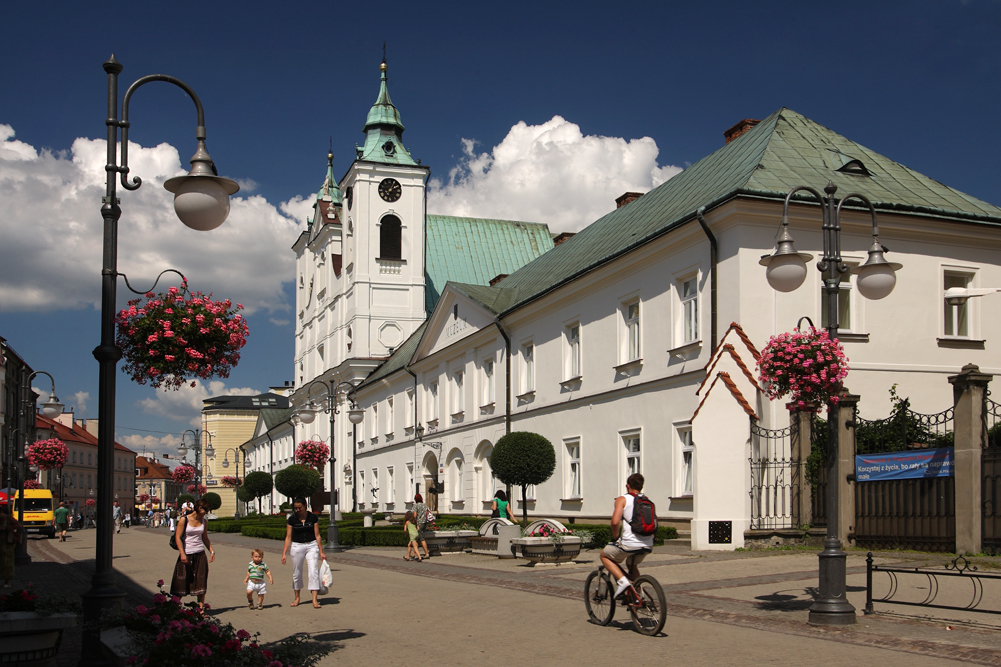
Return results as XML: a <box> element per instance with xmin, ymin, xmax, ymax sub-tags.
<box><xmin>16</xmin><ymin>527</ymin><xmax>1001</xmax><ymax>666</ymax></box>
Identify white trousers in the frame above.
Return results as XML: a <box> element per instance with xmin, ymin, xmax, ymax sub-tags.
<box><xmin>290</xmin><ymin>541</ymin><xmax>320</xmax><ymax>591</ymax></box>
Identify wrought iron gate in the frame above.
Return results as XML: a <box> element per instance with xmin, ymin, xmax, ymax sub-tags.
<box><xmin>983</xmin><ymin>398</ymin><xmax>1001</xmax><ymax>555</ymax></box>
<box><xmin>854</xmin><ymin>405</ymin><xmax>956</xmax><ymax>552</ymax></box>
<box><xmin>749</xmin><ymin>422</ymin><xmax>795</xmax><ymax>529</ymax></box>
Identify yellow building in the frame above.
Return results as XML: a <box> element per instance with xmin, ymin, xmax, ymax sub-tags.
<box><xmin>201</xmin><ymin>392</ymin><xmax>290</xmax><ymax>517</ymax></box>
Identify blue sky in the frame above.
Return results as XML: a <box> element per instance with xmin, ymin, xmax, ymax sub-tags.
<box><xmin>2</xmin><ymin>1</ymin><xmax>999</xmax><ymax>457</ymax></box>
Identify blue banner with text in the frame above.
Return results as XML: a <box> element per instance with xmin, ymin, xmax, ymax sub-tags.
<box><xmin>855</xmin><ymin>448</ymin><xmax>954</xmax><ymax>482</ymax></box>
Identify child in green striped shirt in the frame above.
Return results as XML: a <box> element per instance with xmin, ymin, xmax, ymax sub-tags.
<box><xmin>244</xmin><ymin>548</ymin><xmax>274</xmax><ymax>609</ymax></box>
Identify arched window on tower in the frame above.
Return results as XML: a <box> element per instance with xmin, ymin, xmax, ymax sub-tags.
<box><xmin>380</xmin><ymin>215</ymin><xmax>402</xmax><ymax>260</ymax></box>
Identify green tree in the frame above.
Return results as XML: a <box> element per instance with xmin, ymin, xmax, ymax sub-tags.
<box><xmin>243</xmin><ymin>471</ymin><xmax>275</xmax><ymax>519</ymax></box>
<box><xmin>489</xmin><ymin>431</ymin><xmax>556</xmax><ymax>524</ymax></box>
<box><xmin>201</xmin><ymin>492</ymin><xmax>222</xmax><ymax>511</ymax></box>
<box><xmin>274</xmin><ymin>465</ymin><xmax>321</xmax><ymax>508</ymax></box>
<box><xmin>177</xmin><ymin>493</ymin><xmax>195</xmax><ymax>508</ymax></box>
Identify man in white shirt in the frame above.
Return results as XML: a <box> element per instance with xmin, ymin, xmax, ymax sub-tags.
<box><xmin>600</xmin><ymin>473</ymin><xmax>655</xmax><ymax>598</ymax></box>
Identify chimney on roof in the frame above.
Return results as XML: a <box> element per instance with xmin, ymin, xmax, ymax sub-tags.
<box><xmin>489</xmin><ymin>274</ymin><xmax>509</xmax><ymax>287</ymax></box>
<box><xmin>552</xmin><ymin>232</ymin><xmax>576</xmax><ymax>246</ymax></box>
<box><xmin>724</xmin><ymin>118</ymin><xmax>760</xmax><ymax>144</ymax></box>
<box><xmin>54</xmin><ymin>410</ymin><xmax>74</xmax><ymax>428</ymax></box>
<box><xmin>616</xmin><ymin>192</ymin><xmax>643</xmax><ymax>209</ymax></box>
<box><xmin>80</xmin><ymin>419</ymin><xmax>99</xmax><ymax>437</ymax></box>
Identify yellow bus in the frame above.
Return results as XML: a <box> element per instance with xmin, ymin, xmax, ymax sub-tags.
<box><xmin>12</xmin><ymin>489</ymin><xmax>56</xmax><ymax>538</ymax></box>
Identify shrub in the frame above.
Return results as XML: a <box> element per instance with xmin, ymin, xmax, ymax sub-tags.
<box><xmin>201</xmin><ymin>492</ymin><xmax>222</xmax><ymax>511</ymax></box>
<box><xmin>274</xmin><ymin>465</ymin><xmax>321</xmax><ymax>503</ymax></box>
<box><xmin>243</xmin><ymin>471</ymin><xmax>274</xmax><ymax>519</ymax></box>
<box><xmin>490</xmin><ymin>432</ymin><xmax>556</xmax><ymax>524</ymax></box>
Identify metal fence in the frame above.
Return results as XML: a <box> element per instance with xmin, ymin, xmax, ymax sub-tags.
<box><xmin>749</xmin><ymin>422</ymin><xmax>795</xmax><ymax>529</ymax></box>
<box><xmin>854</xmin><ymin>405</ymin><xmax>956</xmax><ymax>552</ymax></box>
<box><xmin>983</xmin><ymin>397</ymin><xmax>1001</xmax><ymax>555</ymax></box>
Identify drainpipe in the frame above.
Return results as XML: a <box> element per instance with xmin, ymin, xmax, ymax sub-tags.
<box><xmin>696</xmin><ymin>207</ymin><xmax>718</xmax><ymax>352</ymax></box>
<box><xmin>266</xmin><ymin>430</ymin><xmax>275</xmax><ymax>514</ymax></box>
<box><xmin>494</xmin><ymin>319</ymin><xmax>513</xmax><ymax>502</ymax></box>
<box><xmin>405</xmin><ymin>367</ymin><xmax>419</xmax><ymax>497</ymax></box>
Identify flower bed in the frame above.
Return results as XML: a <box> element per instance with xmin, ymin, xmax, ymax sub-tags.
<box><xmin>511</xmin><ymin>536</ymin><xmax>583</xmax><ymax>563</ymax></box>
<box><xmin>116</xmin><ymin>280</ymin><xmax>249</xmax><ymax>391</ymax></box>
<box><xmin>758</xmin><ymin>326</ymin><xmax>848</xmax><ymax>411</ymax></box>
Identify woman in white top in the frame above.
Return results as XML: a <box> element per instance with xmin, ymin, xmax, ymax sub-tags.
<box><xmin>170</xmin><ymin>498</ymin><xmax>216</xmax><ymax>608</ymax></box>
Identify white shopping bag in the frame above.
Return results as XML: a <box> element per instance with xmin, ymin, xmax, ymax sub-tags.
<box><xmin>319</xmin><ymin>559</ymin><xmax>332</xmax><ymax>595</ymax></box>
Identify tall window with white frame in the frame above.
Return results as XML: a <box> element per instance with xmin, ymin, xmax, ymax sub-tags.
<box><xmin>482</xmin><ymin>358</ymin><xmax>494</xmax><ymax>406</ymax></box>
<box><xmin>566</xmin><ymin>439</ymin><xmax>581</xmax><ymax>499</ymax></box>
<box><xmin>386</xmin><ymin>396</ymin><xmax>394</xmax><ymax>435</ymax></box>
<box><xmin>406</xmin><ymin>463</ymin><xmax>415</xmax><ymax>502</ymax></box>
<box><xmin>944</xmin><ymin>272</ymin><xmax>973</xmax><ymax>337</ymax></box>
<box><xmin>387</xmin><ymin>466</ymin><xmax>395</xmax><ymax>505</ymax></box>
<box><xmin>623</xmin><ymin>433</ymin><xmax>641</xmax><ymax>484</ymax></box>
<box><xmin>522</xmin><ymin>343</ymin><xmax>535</xmax><ymax>393</ymax></box>
<box><xmin>453</xmin><ymin>370</ymin><xmax>464</xmax><ymax>415</ymax></box>
<box><xmin>371</xmin><ymin>403</ymin><xmax>379</xmax><ymax>441</ymax></box>
<box><xmin>820</xmin><ymin>264</ymin><xmax>856</xmax><ymax>332</ymax></box>
<box><xmin>681</xmin><ymin>277</ymin><xmax>699</xmax><ymax>343</ymax></box>
<box><xmin>451</xmin><ymin>457</ymin><xmax>463</xmax><ymax>502</ymax></box>
<box><xmin>566</xmin><ymin>323</ymin><xmax>581</xmax><ymax>379</ymax></box>
<box><xmin>678</xmin><ymin>426</ymin><xmax>693</xmax><ymax>497</ymax></box>
<box><xmin>428</xmin><ymin>381</ymin><xmax>439</xmax><ymax>422</ymax></box>
<box><xmin>371</xmin><ymin>468</ymin><xmax>379</xmax><ymax>508</ymax></box>
<box><xmin>626</xmin><ymin>302</ymin><xmax>640</xmax><ymax>361</ymax></box>
<box><xmin>406</xmin><ymin>388</ymin><xmax>414</xmax><ymax>429</ymax></box>
<box><xmin>359</xmin><ymin>470</ymin><xmax>366</xmax><ymax>509</ymax></box>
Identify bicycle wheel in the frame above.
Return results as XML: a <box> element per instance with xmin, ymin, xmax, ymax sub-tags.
<box><xmin>584</xmin><ymin>570</ymin><xmax>615</xmax><ymax>625</ymax></box>
<box><xmin>628</xmin><ymin>575</ymin><xmax>666</xmax><ymax>635</ymax></box>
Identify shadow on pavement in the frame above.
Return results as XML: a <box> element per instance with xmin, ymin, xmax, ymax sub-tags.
<box><xmin>754</xmin><ymin>584</ymin><xmax>867</xmax><ymax>612</ymax></box>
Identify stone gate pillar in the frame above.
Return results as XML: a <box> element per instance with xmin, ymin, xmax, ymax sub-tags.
<box><xmin>836</xmin><ymin>392</ymin><xmax>860</xmax><ymax>547</ymax></box>
<box><xmin>949</xmin><ymin>363</ymin><xmax>992</xmax><ymax>555</ymax></box>
<box><xmin>790</xmin><ymin>410</ymin><xmax>814</xmax><ymax>528</ymax></box>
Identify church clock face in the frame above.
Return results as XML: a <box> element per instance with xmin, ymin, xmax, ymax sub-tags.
<box><xmin>378</xmin><ymin>178</ymin><xmax>402</xmax><ymax>202</ymax></box>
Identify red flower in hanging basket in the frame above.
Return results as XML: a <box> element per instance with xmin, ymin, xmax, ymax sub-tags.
<box><xmin>137</xmin><ymin>494</ymin><xmax>150</xmax><ymax>503</ymax></box>
<box><xmin>172</xmin><ymin>465</ymin><xmax>196</xmax><ymax>484</ymax></box>
<box><xmin>221</xmin><ymin>476</ymin><xmax>241</xmax><ymax>487</ymax></box>
<box><xmin>758</xmin><ymin>326</ymin><xmax>849</xmax><ymax>412</ymax></box>
<box><xmin>22</xmin><ymin>480</ymin><xmax>42</xmax><ymax>490</ymax></box>
<box><xmin>85</xmin><ymin>498</ymin><xmax>96</xmax><ymax>507</ymax></box>
<box><xmin>186</xmin><ymin>483</ymin><xmax>207</xmax><ymax>495</ymax></box>
<box><xmin>115</xmin><ymin>279</ymin><xmax>250</xmax><ymax>391</ymax></box>
<box><xmin>27</xmin><ymin>438</ymin><xmax>68</xmax><ymax>470</ymax></box>
<box><xmin>295</xmin><ymin>440</ymin><xmax>330</xmax><ymax>469</ymax></box>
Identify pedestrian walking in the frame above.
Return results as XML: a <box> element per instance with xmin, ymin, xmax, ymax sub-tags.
<box><xmin>123</xmin><ymin>512</ymin><xmax>130</xmax><ymax>528</ymax></box>
<box><xmin>0</xmin><ymin>506</ymin><xmax>22</xmax><ymax>587</ymax></box>
<box><xmin>411</xmin><ymin>493</ymin><xmax>430</xmax><ymax>559</ymax></box>
<box><xmin>52</xmin><ymin>501</ymin><xmax>70</xmax><ymax>542</ymax></box>
<box><xmin>168</xmin><ymin>506</ymin><xmax>177</xmax><ymax>533</ymax></box>
<box><xmin>280</xmin><ymin>498</ymin><xmax>325</xmax><ymax>608</ymax></box>
<box><xmin>244</xmin><ymin>548</ymin><xmax>274</xmax><ymax>609</ymax></box>
<box><xmin>169</xmin><ymin>498</ymin><xmax>215</xmax><ymax>609</ymax></box>
<box><xmin>491</xmin><ymin>490</ymin><xmax>516</xmax><ymax>522</ymax></box>
<box><xmin>113</xmin><ymin>501</ymin><xmax>123</xmax><ymax>534</ymax></box>
<box><xmin>403</xmin><ymin>510</ymin><xmax>422</xmax><ymax>561</ymax></box>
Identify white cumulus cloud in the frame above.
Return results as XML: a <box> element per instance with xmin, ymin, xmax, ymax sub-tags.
<box><xmin>0</xmin><ymin>124</ymin><xmax>307</xmax><ymax>314</ymax></box>
<box><xmin>428</xmin><ymin>116</ymin><xmax>682</xmax><ymax>232</ymax></box>
<box><xmin>72</xmin><ymin>391</ymin><xmax>90</xmax><ymax>414</ymax></box>
<box><xmin>118</xmin><ymin>433</ymin><xmax>183</xmax><ymax>458</ymax></box>
<box><xmin>139</xmin><ymin>379</ymin><xmax>260</xmax><ymax>428</ymax></box>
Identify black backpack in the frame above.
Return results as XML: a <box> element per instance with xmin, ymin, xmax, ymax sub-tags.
<box><xmin>629</xmin><ymin>493</ymin><xmax>657</xmax><ymax>536</ymax></box>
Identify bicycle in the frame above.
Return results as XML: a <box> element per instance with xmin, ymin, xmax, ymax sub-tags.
<box><xmin>584</xmin><ymin>564</ymin><xmax>666</xmax><ymax>635</ymax></box>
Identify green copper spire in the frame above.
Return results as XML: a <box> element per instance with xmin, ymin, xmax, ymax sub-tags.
<box><xmin>317</xmin><ymin>150</ymin><xmax>343</xmax><ymax>205</ymax></box>
<box><xmin>357</xmin><ymin>58</ymin><xmax>418</xmax><ymax>166</ymax></box>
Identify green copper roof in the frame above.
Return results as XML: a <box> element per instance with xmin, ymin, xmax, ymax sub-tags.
<box><xmin>317</xmin><ymin>151</ymin><xmax>343</xmax><ymax>205</ymax></box>
<box><xmin>357</xmin><ymin>322</ymin><xmax>426</xmax><ymax>389</ymax></box>
<box><xmin>425</xmin><ymin>215</ymin><xmax>554</xmax><ymax>313</ymax></box>
<box><xmin>260</xmin><ymin>407</ymin><xmax>294</xmax><ymax>432</ymax></box>
<box><xmin>495</xmin><ymin>107</ymin><xmax>1001</xmax><ymax>313</ymax></box>
<box><xmin>357</xmin><ymin>61</ymin><xmax>417</xmax><ymax>166</ymax></box>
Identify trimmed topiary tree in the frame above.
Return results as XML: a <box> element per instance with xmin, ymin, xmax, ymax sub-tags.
<box><xmin>243</xmin><ymin>471</ymin><xmax>274</xmax><ymax>520</ymax></box>
<box><xmin>490</xmin><ymin>431</ymin><xmax>556</xmax><ymax>524</ymax></box>
<box><xmin>274</xmin><ymin>464</ymin><xmax>321</xmax><ymax>509</ymax></box>
<box><xmin>201</xmin><ymin>492</ymin><xmax>222</xmax><ymax>511</ymax></box>
<box><xmin>177</xmin><ymin>493</ymin><xmax>195</xmax><ymax>508</ymax></box>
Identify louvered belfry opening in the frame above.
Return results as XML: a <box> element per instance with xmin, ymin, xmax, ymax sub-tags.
<box><xmin>380</xmin><ymin>215</ymin><xmax>402</xmax><ymax>260</ymax></box>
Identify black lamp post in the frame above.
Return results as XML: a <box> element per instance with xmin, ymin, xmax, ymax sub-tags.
<box><xmin>179</xmin><ymin>429</ymin><xmax>216</xmax><ymax>490</ymax></box>
<box><xmin>219</xmin><ymin>447</ymin><xmax>242</xmax><ymax>518</ymax></box>
<box><xmin>295</xmin><ymin>379</ymin><xmax>364</xmax><ymax>552</ymax></box>
<box><xmin>83</xmin><ymin>55</ymin><xmax>237</xmax><ymax>666</ymax></box>
<box><xmin>759</xmin><ymin>182</ymin><xmax>901</xmax><ymax>626</ymax></box>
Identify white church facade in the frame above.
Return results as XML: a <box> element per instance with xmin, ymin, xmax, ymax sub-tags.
<box><xmin>241</xmin><ymin>61</ymin><xmax>1001</xmax><ymax>548</ymax></box>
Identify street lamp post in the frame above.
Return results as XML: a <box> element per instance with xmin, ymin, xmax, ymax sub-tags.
<box><xmin>759</xmin><ymin>182</ymin><xmax>901</xmax><ymax>626</ymax></box>
<box><xmin>179</xmin><ymin>429</ymin><xmax>216</xmax><ymax>489</ymax></box>
<box><xmin>295</xmin><ymin>379</ymin><xmax>364</xmax><ymax>552</ymax></box>
<box><xmin>219</xmin><ymin>447</ymin><xmax>242</xmax><ymax>518</ymax></box>
<box><xmin>83</xmin><ymin>55</ymin><xmax>238</xmax><ymax>666</ymax></box>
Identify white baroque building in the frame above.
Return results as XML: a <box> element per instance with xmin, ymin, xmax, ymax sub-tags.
<box><xmin>244</xmin><ymin>64</ymin><xmax>1001</xmax><ymax>542</ymax></box>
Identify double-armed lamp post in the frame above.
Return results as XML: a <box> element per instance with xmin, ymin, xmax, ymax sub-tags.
<box><xmin>82</xmin><ymin>55</ymin><xmax>238</xmax><ymax>666</ymax></box>
<box><xmin>759</xmin><ymin>182</ymin><xmax>901</xmax><ymax>626</ymax></box>
<box><xmin>295</xmin><ymin>380</ymin><xmax>365</xmax><ymax>552</ymax></box>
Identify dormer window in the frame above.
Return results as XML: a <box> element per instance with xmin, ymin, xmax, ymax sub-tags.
<box><xmin>837</xmin><ymin>159</ymin><xmax>872</xmax><ymax>176</ymax></box>
<box><xmin>383</xmin><ymin>140</ymin><xmax>396</xmax><ymax>156</ymax></box>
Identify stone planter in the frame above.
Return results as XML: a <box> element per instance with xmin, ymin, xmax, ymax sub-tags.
<box><xmin>469</xmin><ymin>535</ymin><xmax>498</xmax><ymax>555</ymax></box>
<box><xmin>423</xmin><ymin>530</ymin><xmax>477</xmax><ymax>555</ymax></box>
<box><xmin>511</xmin><ymin>536</ymin><xmax>583</xmax><ymax>564</ymax></box>
<box><xmin>0</xmin><ymin>611</ymin><xmax>77</xmax><ymax>667</ymax></box>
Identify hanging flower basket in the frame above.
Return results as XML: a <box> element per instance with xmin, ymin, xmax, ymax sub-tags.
<box><xmin>27</xmin><ymin>438</ymin><xmax>68</xmax><ymax>470</ymax></box>
<box><xmin>137</xmin><ymin>494</ymin><xmax>149</xmax><ymax>504</ymax></box>
<box><xmin>85</xmin><ymin>499</ymin><xmax>96</xmax><ymax>507</ymax></box>
<box><xmin>221</xmin><ymin>476</ymin><xmax>241</xmax><ymax>487</ymax></box>
<box><xmin>186</xmin><ymin>484</ymin><xmax>207</xmax><ymax>495</ymax></box>
<box><xmin>171</xmin><ymin>465</ymin><xmax>196</xmax><ymax>484</ymax></box>
<box><xmin>150</xmin><ymin>497</ymin><xmax>160</xmax><ymax>505</ymax></box>
<box><xmin>295</xmin><ymin>440</ymin><xmax>330</xmax><ymax>469</ymax></box>
<box><xmin>758</xmin><ymin>326</ymin><xmax>849</xmax><ymax>412</ymax></box>
<box><xmin>115</xmin><ymin>279</ymin><xmax>250</xmax><ymax>391</ymax></box>
<box><xmin>22</xmin><ymin>480</ymin><xmax>42</xmax><ymax>490</ymax></box>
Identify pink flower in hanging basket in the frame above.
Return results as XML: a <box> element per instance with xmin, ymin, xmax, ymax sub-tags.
<box><xmin>27</xmin><ymin>438</ymin><xmax>69</xmax><ymax>470</ymax></box>
<box><xmin>186</xmin><ymin>484</ymin><xmax>207</xmax><ymax>495</ymax></box>
<box><xmin>137</xmin><ymin>494</ymin><xmax>150</xmax><ymax>503</ymax></box>
<box><xmin>295</xmin><ymin>440</ymin><xmax>330</xmax><ymax>469</ymax></box>
<box><xmin>172</xmin><ymin>465</ymin><xmax>196</xmax><ymax>484</ymax></box>
<box><xmin>221</xmin><ymin>476</ymin><xmax>241</xmax><ymax>487</ymax></box>
<box><xmin>22</xmin><ymin>480</ymin><xmax>42</xmax><ymax>490</ymax></box>
<box><xmin>115</xmin><ymin>279</ymin><xmax>250</xmax><ymax>391</ymax></box>
<box><xmin>85</xmin><ymin>498</ymin><xmax>96</xmax><ymax>507</ymax></box>
<box><xmin>758</xmin><ymin>326</ymin><xmax>849</xmax><ymax>412</ymax></box>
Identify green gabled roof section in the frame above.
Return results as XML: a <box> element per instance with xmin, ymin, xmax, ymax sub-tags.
<box><xmin>448</xmin><ymin>282</ymin><xmax>525</xmax><ymax>315</ymax></box>
<box><xmin>356</xmin><ymin>61</ymin><xmax>418</xmax><ymax>166</ymax></box>
<box><xmin>495</xmin><ymin>107</ymin><xmax>1001</xmax><ymax>312</ymax></box>
<box><xmin>260</xmin><ymin>407</ymin><xmax>294</xmax><ymax>432</ymax></box>
<box><xmin>425</xmin><ymin>215</ymin><xmax>554</xmax><ymax>313</ymax></box>
<box><xmin>356</xmin><ymin>322</ymin><xmax>427</xmax><ymax>390</ymax></box>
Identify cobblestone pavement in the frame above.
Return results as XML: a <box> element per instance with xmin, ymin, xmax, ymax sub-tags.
<box><xmin>14</xmin><ymin>527</ymin><xmax>1001</xmax><ymax>666</ymax></box>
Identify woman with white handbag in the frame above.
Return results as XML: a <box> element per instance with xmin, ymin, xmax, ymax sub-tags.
<box><xmin>281</xmin><ymin>497</ymin><xmax>326</xmax><ymax>608</ymax></box>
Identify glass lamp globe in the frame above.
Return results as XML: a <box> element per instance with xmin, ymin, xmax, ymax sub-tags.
<box><xmin>222</xmin><ymin>458</ymin><xmax>230</xmax><ymax>468</ymax></box>
<box><xmin>856</xmin><ymin>264</ymin><xmax>898</xmax><ymax>300</ymax></box>
<box><xmin>297</xmin><ymin>405</ymin><xmax>317</xmax><ymax>424</ymax></box>
<box><xmin>763</xmin><ymin>253</ymin><xmax>810</xmax><ymax>292</ymax></box>
<box><xmin>348</xmin><ymin>408</ymin><xmax>365</xmax><ymax>425</ymax></box>
<box><xmin>205</xmin><ymin>444</ymin><xmax>216</xmax><ymax>459</ymax></box>
<box><xmin>177</xmin><ymin>444</ymin><xmax>188</xmax><ymax>458</ymax></box>
<box><xmin>170</xmin><ymin>178</ymin><xmax>230</xmax><ymax>231</ymax></box>
<box><xmin>40</xmin><ymin>392</ymin><xmax>64</xmax><ymax>418</ymax></box>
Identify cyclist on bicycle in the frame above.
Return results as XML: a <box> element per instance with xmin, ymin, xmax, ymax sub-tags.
<box><xmin>600</xmin><ymin>473</ymin><xmax>654</xmax><ymax>598</ymax></box>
